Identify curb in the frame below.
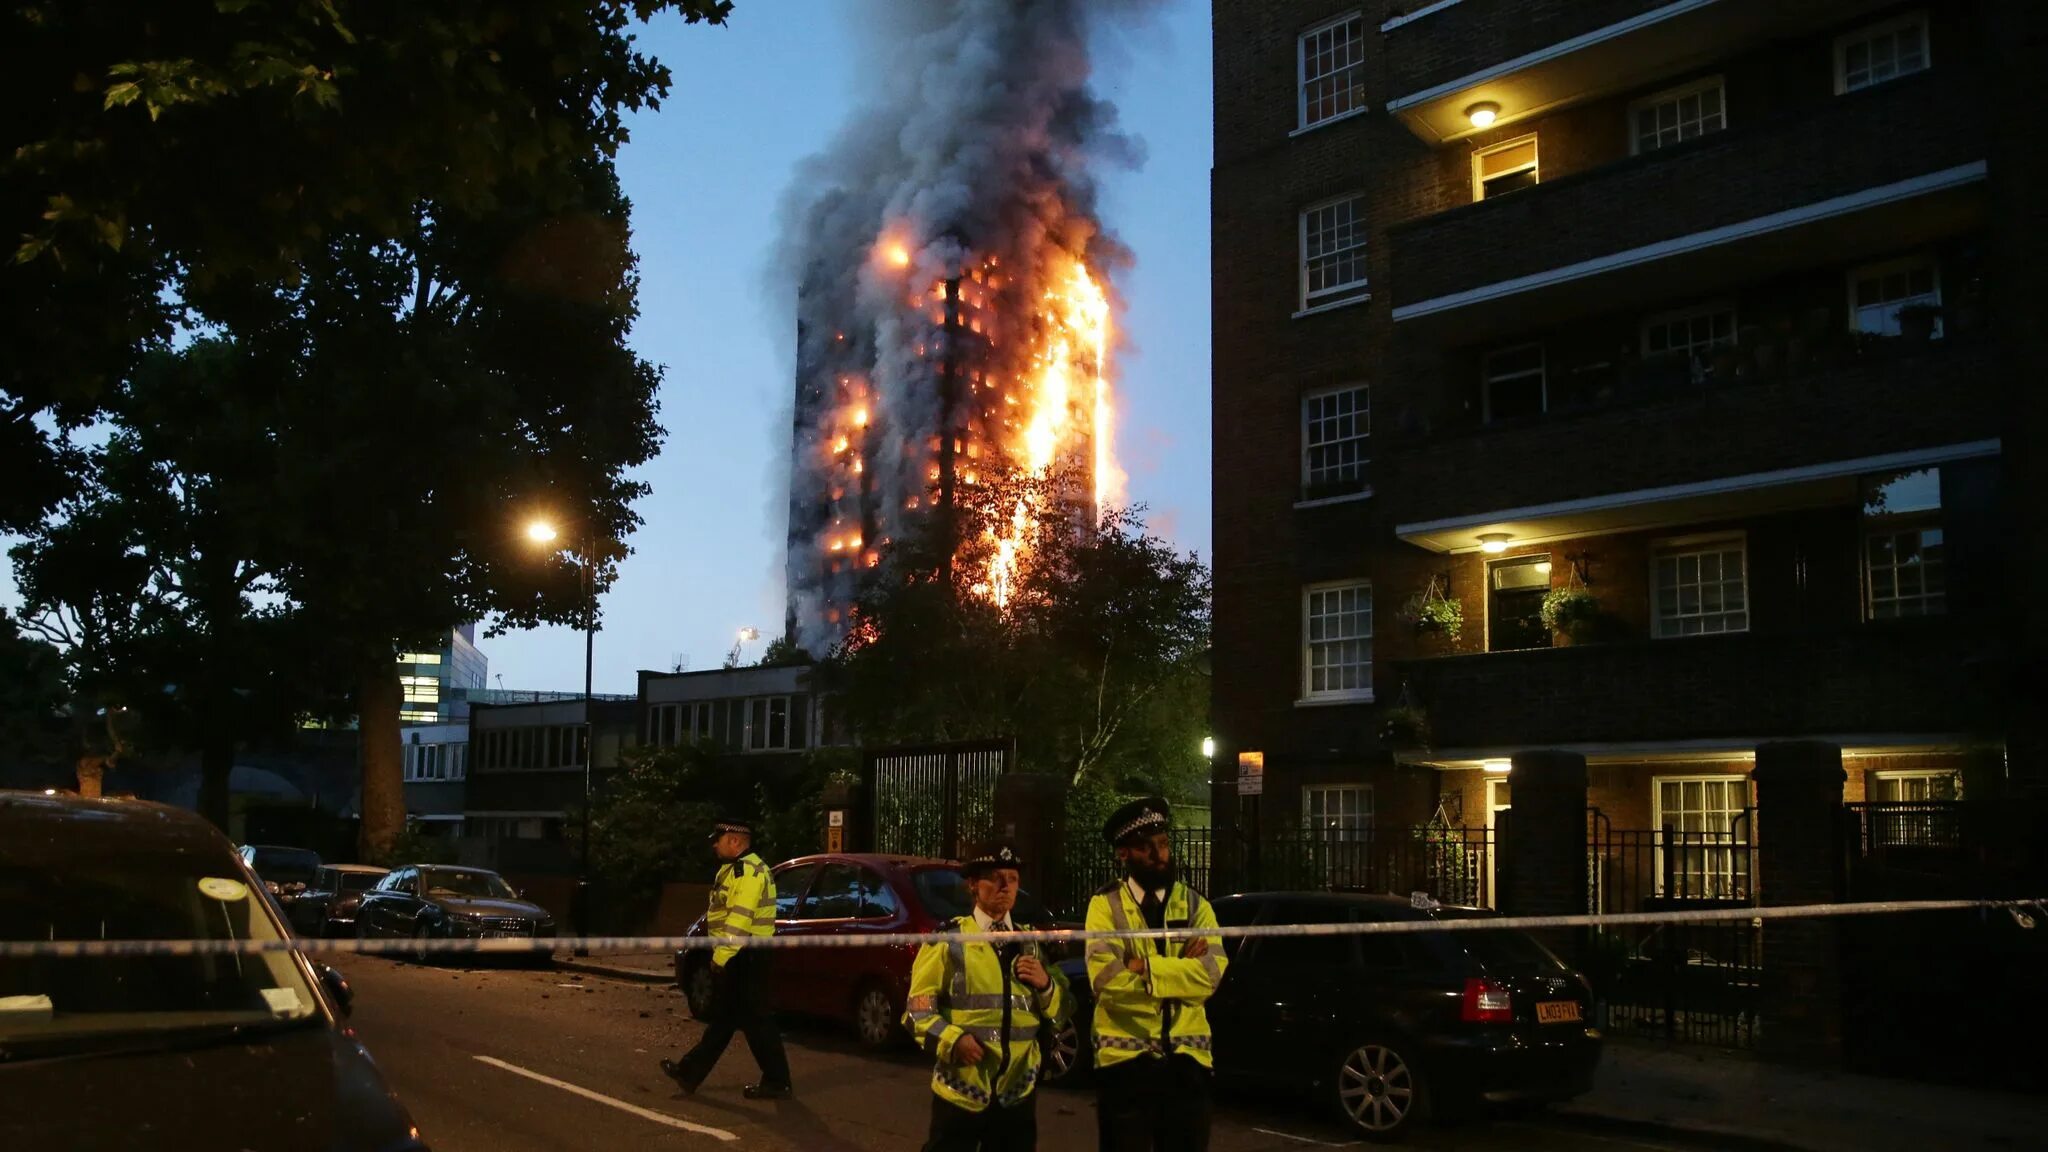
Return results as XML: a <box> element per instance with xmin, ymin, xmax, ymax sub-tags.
<box><xmin>552</xmin><ymin>957</ymin><xmax>676</xmax><ymax>986</ymax></box>
<box><xmin>1548</xmin><ymin>1106</ymin><xmax>1813</xmax><ymax>1152</ymax></box>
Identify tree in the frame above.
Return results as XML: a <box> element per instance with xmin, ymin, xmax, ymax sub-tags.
<box><xmin>822</xmin><ymin>483</ymin><xmax>1213</xmax><ymax>807</ymax></box>
<box><xmin>0</xmin><ymin>615</ymin><xmax>70</xmax><ymax>778</ymax></box>
<box><xmin>3</xmin><ymin>1</ymin><xmax>732</xmax><ymax>530</ymax></box>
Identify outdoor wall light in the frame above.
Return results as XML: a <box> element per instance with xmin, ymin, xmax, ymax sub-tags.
<box><xmin>1202</xmin><ymin>737</ymin><xmax>1216</xmax><ymax>759</ymax></box>
<box><xmin>1477</xmin><ymin>532</ymin><xmax>1512</xmax><ymax>553</ymax></box>
<box><xmin>1466</xmin><ymin>101</ymin><xmax>1501</xmax><ymax>128</ymax></box>
<box><xmin>1482</xmin><ymin>760</ymin><xmax>1512</xmax><ymax>774</ymax></box>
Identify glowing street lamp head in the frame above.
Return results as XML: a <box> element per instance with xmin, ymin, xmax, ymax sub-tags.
<box><xmin>525</xmin><ymin>521</ymin><xmax>559</xmax><ymax>544</ymax></box>
<box><xmin>737</xmin><ymin>627</ymin><xmax>760</xmax><ymax>642</ymax></box>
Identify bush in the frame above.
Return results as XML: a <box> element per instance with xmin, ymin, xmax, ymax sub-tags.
<box><xmin>1540</xmin><ymin>586</ymin><xmax>1605</xmax><ymax>642</ymax></box>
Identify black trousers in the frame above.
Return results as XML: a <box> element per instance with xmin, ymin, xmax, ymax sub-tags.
<box><xmin>923</xmin><ymin>1091</ymin><xmax>1038</xmax><ymax>1152</ymax></box>
<box><xmin>1095</xmin><ymin>1054</ymin><xmax>1212</xmax><ymax>1152</ymax></box>
<box><xmin>673</xmin><ymin>951</ymin><xmax>791</xmax><ymax>1088</ymax></box>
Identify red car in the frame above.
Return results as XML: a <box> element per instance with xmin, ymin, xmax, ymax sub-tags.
<box><xmin>673</xmin><ymin>852</ymin><xmax>1070</xmax><ymax>1048</ymax></box>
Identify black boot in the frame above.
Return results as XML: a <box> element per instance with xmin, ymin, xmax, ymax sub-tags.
<box><xmin>742</xmin><ymin>1083</ymin><xmax>792</xmax><ymax>1100</ymax></box>
<box><xmin>659</xmin><ymin>1058</ymin><xmax>700</xmax><ymax>1095</ymax></box>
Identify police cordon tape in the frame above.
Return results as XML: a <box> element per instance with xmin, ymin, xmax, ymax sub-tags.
<box><xmin>3</xmin><ymin>897</ymin><xmax>2040</xmax><ymax>959</ymax></box>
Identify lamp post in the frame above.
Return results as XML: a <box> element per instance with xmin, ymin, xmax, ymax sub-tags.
<box><xmin>527</xmin><ymin>519</ymin><xmax>596</xmax><ymax>956</ymax></box>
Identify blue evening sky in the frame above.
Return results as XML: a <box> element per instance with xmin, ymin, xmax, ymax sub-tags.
<box><xmin>486</xmin><ymin>0</ymin><xmax>1214</xmax><ymax>693</ymax></box>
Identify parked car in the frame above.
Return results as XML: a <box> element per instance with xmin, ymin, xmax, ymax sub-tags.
<box><xmin>0</xmin><ymin>790</ymin><xmax>424</xmax><ymax>1151</ymax></box>
<box><xmin>1046</xmin><ymin>892</ymin><xmax>1602</xmax><ymax>1141</ymax></box>
<box><xmin>237</xmin><ymin>843</ymin><xmax>323</xmax><ymax>901</ymax></box>
<box><xmin>672</xmin><ymin>853</ymin><xmax>1072</xmax><ymax>1049</ymax></box>
<box><xmin>287</xmin><ymin>865</ymin><xmax>392</xmax><ymax>938</ymax></box>
<box><xmin>355</xmin><ymin>864</ymin><xmax>556</xmax><ymax>964</ymax></box>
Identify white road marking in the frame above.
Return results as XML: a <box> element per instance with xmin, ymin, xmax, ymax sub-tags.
<box><xmin>1250</xmin><ymin>1128</ymin><xmax>1359</xmax><ymax>1147</ymax></box>
<box><xmin>473</xmin><ymin>1055</ymin><xmax>739</xmax><ymax>1141</ymax></box>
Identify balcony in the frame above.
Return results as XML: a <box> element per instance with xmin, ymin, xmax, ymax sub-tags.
<box><xmin>1388</xmin><ymin>73</ymin><xmax>1987</xmax><ymax>341</ymax></box>
<box><xmin>1384</xmin><ymin>0</ymin><xmax>1894</xmax><ymax>145</ymax></box>
<box><xmin>1383</xmin><ymin>336</ymin><xmax>2002</xmax><ymax>540</ymax></box>
<box><xmin>1391</xmin><ymin>623</ymin><xmax>1994</xmax><ymax>753</ymax></box>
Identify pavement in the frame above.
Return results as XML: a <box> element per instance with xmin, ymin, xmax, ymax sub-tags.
<box><xmin>553</xmin><ymin>948</ymin><xmax>675</xmax><ymax>985</ymax></box>
<box><xmin>346</xmin><ymin>955</ymin><xmax>1759</xmax><ymax>1151</ymax></box>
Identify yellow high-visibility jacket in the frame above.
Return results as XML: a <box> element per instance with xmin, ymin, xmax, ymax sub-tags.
<box><xmin>902</xmin><ymin>917</ymin><xmax>1072</xmax><ymax>1111</ymax></box>
<box><xmin>1084</xmin><ymin>880</ymin><xmax>1226</xmax><ymax>1071</ymax></box>
<box><xmin>707</xmin><ymin>853</ymin><xmax>775</xmax><ymax>968</ymax></box>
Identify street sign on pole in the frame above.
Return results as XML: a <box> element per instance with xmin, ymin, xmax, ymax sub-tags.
<box><xmin>1237</xmin><ymin>751</ymin><xmax>1264</xmax><ymax>796</ymax></box>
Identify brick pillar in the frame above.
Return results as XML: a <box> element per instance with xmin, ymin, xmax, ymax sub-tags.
<box><xmin>1752</xmin><ymin>740</ymin><xmax>1847</xmax><ymax>1065</ymax></box>
<box><xmin>992</xmin><ymin>772</ymin><xmax>1065</xmax><ymax>903</ymax></box>
<box><xmin>1502</xmin><ymin>750</ymin><xmax>1588</xmax><ymax>927</ymax></box>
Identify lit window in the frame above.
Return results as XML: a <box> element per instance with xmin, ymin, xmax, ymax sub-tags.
<box><xmin>1654</xmin><ymin>538</ymin><xmax>1748</xmax><ymax>637</ymax></box>
<box><xmin>1298</xmin><ymin>12</ymin><xmax>1366</xmax><ymax>130</ymax></box>
<box><xmin>400</xmin><ymin>675</ymin><xmax>440</xmax><ymax>704</ymax></box>
<box><xmin>1631</xmin><ymin>77</ymin><xmax>1726</xmax><ymax>153</ymax></box>
<box><xmin>1836</xmin><ymin>12</ymin><xmax>1929</xmax><ymax>94</ymax></box>
<box><xmin>396</xmin><ymin>652</ymin><xmax>443</xmax><ymax>665</ymax></box>
<box><xmin>1862</xmin><ymin>468</ymin><xmax>1945</xmax><ymax>619</ymax></box>
<box><xmin>1653</xmin><ymin>776</ymin><xmax>1752</xmax><ymax>898</ymax></box>
<box><xmin>1303</xmin><ymin>385</ymin><xmax>1369</xmax><ymax>497</ymax></box>
<box><xmin>1303</xmin><ymin>581</ymin><xmax>1373</xmax><ymax>701</ymax></box>
<box><xmin>1300</xmin><ymin>195</ymin><xmax>1369</xmax><ymax>310</ymax></box>
<box><xmin>1482</xmin><ymin>344</ymin><xmax>1545</xmax><ymax>424</ymax></box>
<box><xmin>1849</xmin><ymin>256</ymin><xmax>1941</xmax><ymax>337</ymax></box>
<box><xmin>1472</xmin><ymin>135</ymin><xmax>1538</xmax><ymax>200</ymax></box>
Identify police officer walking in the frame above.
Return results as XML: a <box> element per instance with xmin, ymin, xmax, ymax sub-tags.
<box><xmin>904</xmin><ymin>840</ymin><xmax>1071</xmax><ymax>1152</ymax></box>
<box><xmin>661</xmin><ymin>817</ymin><xmax>793</xmax><ymax>1100</ymax></box>
<box><xmin>1085</xmin><ymin>797</ymin><xmax>1226</xmax><ymax>1151</ymax></box>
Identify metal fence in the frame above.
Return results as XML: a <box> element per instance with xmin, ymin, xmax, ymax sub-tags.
<box><xmin>1584</xmin><ymin>808</ymin><xmax>1761</xmax><ymax>1048</ymax></box>
<box><xmin>1053</xmin><ymin>827</ymin><xmax>1215</xmax><ymax>920</ymax></box>
<box><xmin>1845</xmin><ymin>801</ymin><xmax>1968</xmax><ymax>860</ymax></box>
<box><xmin>867</xmin><ymin>740</ymin><xmax>1009</xmax><ymax>860</ymax></box>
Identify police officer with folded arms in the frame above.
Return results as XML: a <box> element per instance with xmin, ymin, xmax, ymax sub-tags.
<box><xmin>1086</xmin><ymin>796</ymin><xmax>1226</xmax><ymax>1151</ymax></box>
<box><xmin>661</xmin><ymin>816</ymin><xmax>793</xmax><ymax>1099</ymax></box>
<box><xmin>904</xmin><ymin>840</ymin><xmax>1071</xmax><ymax>1151</ymax></box>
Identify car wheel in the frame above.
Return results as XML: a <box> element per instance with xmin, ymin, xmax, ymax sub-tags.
<box><xmin>853</xmin><ymin>983</ymin><xmax>899</xmax><ymax>1050</ymax></box>
<box><xmin>412</xmin><ymin>923</ymin><xmax>435</xmax><ymax>965</ymax></box>
<box><xmin>1042</xmin><ymin>1014</ymin><xmax>1091</xmax><ymax>1085</ymax></box>
<box><xmin>684</xmin><ymin>961</ymin><xmax>716</xmax><ymax>1021</ymax></box>
<box><xmin>1336</xmin><ymin>1041</ymin><xmax>1422</xmax><ymax>1141</ymax></box>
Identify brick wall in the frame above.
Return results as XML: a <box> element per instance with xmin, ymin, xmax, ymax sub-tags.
<box><xmin>1390</xmin><ymin>69</ymin><xmax>1985</xmax><ymax>305</ymax></box>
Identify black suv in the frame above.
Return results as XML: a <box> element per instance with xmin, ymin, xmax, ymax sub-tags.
<box><xmin>1049</xmin><ymin>892</ymin><xmax>1601</xmax><ymax>1140</ymax></box>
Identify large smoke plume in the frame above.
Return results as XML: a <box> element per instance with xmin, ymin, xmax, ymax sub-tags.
<box><xmin>774</xmin><ymin>0</ymin><xmax>1162</xmax><ymax>653</ymax></box>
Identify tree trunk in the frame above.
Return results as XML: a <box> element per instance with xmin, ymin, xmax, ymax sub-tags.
<box><xmin>75</xmin><ymin>755</ymin><xmax>107</xmax><ymax>799</ymax></box>
<box><xmin>198</xmin><ymin>731</ymin><xmax>235</xmax><ymax>832</ymax></box>
<box><xmin>357</xmin><ymin>656</ymin><xmax>406</xmax><ymax>863</ymax></box>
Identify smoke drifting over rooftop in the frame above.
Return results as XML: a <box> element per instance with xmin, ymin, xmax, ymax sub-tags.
<box><xmin>775</xmin><ymin>0</ymin><xmax>1161</xmax><ymax>652</ymax></box>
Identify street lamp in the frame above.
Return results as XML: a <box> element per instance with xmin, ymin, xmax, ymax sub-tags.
<box><xmin>1201</xmin><ymin>737</ymin><xmax>1216</xmax><ymax>760</ymax></box>
<box><xmin>526</xmin><ymin>517</ymin><xmax>597</xmax><ymax>956</ymax></box>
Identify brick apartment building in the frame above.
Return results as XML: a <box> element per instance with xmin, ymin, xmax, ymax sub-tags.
<box><xmin>1210</xmin><ymin>0</ymin><xmax>2044</xmax><ymax>868</ymax></box>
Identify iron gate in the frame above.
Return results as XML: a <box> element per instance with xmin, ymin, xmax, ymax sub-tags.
<box><xmin>865</xmin><ymin>739</ymin><xmax>1012</xmax><ymax>860</ymax></box>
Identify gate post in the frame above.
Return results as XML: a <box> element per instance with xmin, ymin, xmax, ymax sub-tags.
<box><xmin>1503</xmin><ymin>750</ymin><xmax>1589</xmax><ymax>958</ymax></box>
<box><xmin>993</xmin><ymin>772</ymin><xmax>1066</xmax><ymax>910</ymax></box>
<box><xmin>1752</xmin><ymin>740</ymin><xmax>1847</xmax><ymax>1065</ymax></box>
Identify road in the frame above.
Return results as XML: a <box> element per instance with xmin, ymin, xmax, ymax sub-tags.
<box><xmin>343</xmin><ymin>956</ymin><xmax>1737</xmax><ymax>1151</ymax></box>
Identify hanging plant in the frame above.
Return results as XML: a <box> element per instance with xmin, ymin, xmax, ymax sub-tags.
<box><xmin>1398</xmin><ymin>575</ymin><xmax>1463</xmax><ymax>642</ymax></box>
<box><xmin>1378</xmin><ymin>704</ymin><xmax>1431</xmax><ymax>750</ymax></box>
<box><xmin>1540</xmin><ymin>584</ymin><xmax>1604</xmax><ymax>643</ymax></box>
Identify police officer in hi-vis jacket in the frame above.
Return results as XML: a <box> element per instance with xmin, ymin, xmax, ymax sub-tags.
<box><xmin>661</xmin><ymin>817</ymin><xmax>793</xmax><ymax>1099</ymax></box>
<box><xmin>904</xmin><ymin>840</ymin><xmax>1071</xmax><ymax>1151</ymax></box>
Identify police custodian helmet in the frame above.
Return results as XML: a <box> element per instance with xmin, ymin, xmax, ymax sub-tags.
<box><xmin>1102</xmin><ymin>795</ymin><xmax>1172</xmax><ymax>847</ymax></box>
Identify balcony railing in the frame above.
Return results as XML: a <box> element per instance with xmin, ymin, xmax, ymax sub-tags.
<box><xmin>1388</xmin><ymin>71</ymin><xmax>1985</xmax><ymax>313</ymax></box>
<box><xmin>1391</xmin><ymin>624</ymin><xmax>1990</xmax><ymax>751</ymax></box>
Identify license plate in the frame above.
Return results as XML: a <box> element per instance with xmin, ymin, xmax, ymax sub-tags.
<box><xmin>483</xmin><ymin>929</ymin><xmax>529</xmax><ymax>939</ymax></box>
<box><xmin>1536</xmin><ymin>1000</ymin><xmax>1582</xmax><ymax>1024</ymax></box>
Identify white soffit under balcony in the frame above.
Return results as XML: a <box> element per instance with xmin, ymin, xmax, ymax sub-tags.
<box><xmin>1385</xmin><ymin>0</ymin><xmax>1894</xmax><ymax>145</ymax></box>
<box><xmin>1395</xmin><ymin>440</ymin><xmax>2001</xmax><ymax>555</ymax></box>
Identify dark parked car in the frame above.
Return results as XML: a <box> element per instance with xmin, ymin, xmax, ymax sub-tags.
<box><xmin>673</xmin><ymin>853</ymin><xmax>1071</xmax><ymax>1048</ymax></box>
<box><xmin>238</xmin><ymin>844</ymin><xmax>324</xmax><ymax>896</ymax></box>
<box><xmin>0</xmin><ymin>791</ymin><xmax>424</xmax><ymax>1151</ymax></box>
<box><xmin>355</xmin><ymin>865</ymin><xmax>556</xmax><ymax>964</ymax></box>
<box><xmin>288</xmin><ymin>865</ymin><xmax>392</xmax><ymax>938</ymax></box>
<box><xmin>1048</xmin><ymin>893</ymin><xmax>1601</xmax><ymax>1140</ymax></box>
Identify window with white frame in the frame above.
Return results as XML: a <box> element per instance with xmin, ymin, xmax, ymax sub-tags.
<box><xmin>1631</xmin><ymin>76</ymin><xmax>1727</xmax><ymax>153</ymax></box>
<box><xmin>1862</xmin><ymin>468</ymin><xmax>1945</xmax><ymax>618</ymax></box>
<box><xmin>1642</xmin><ymin>304</ymin><xmax>1737</xmax><ymax>376</ymax></box>
<box><xmin>1303</xmin><ymin>385</ymin><xmax>1369</xmax><ymax>496</ymax></box>
<box><xmin>404</xmin><ymin>742</ymin><xmax>467</xmax><ymax>783</ymax></box>
<box><xmin>1303</xmin><ymin>581</ymin><xmax>1373</xmax><ymax>701</ymax></box>
<box><xmin>1472</xmin><ymin>135</ymin><xmax>1538</xmax><ymax>200</ymax></box>
<box><xmin>1300</xmin><ymin>196</ymin><xmax>1368</xmax><ymax>310</ymax></box>
<box><xmin>647</xmin><ymin>701</ymin><xmax>719</xmax><ymax>747</ymax></box>
<box><xmin>1849</xmin><ymin>256</ymin><xmax>1941</xmax><ymax>337</ymax></box>
<box><xmin>747</xmin><ymin>696</ymin><xmax>792</xmax><ymax>752</ymax></box>
<box><xmin>1869</xmin><ymin>768</ymin><xmax>1961</xmax><ymax>847</ymax></box>
<box><xmin>1653</xmin><ymin>776</ymin><xmax>1753</xmax><ymax>899</ymax></box>
<box><xmin>1653</xmin><ymin>537</ymin><xmax>1748</xmax><ymax>637</ymax></box>
<box><xmin>1303</xmin><ymin>784</ymin><xmax>1373</xmax><ymax>839</ymax></box>
<box><xmin>1836</xmin><ymin>12</ymin><xmax>1930</xmax><ymax>94</ymax></box>
<box><xmin>1298</xmin><ymin>13</ymin><xmax>1366</xmax><ymax>130</ymax></box>
<box><xmin>1874</xmin><ymin>769</ymin><xmax>1960</xmax><ymax>802</ymax></box>
<box><xmin>1482</xmin><ymin>343</ymin><xmax>1546</xmax><ymax>423</ymax></box>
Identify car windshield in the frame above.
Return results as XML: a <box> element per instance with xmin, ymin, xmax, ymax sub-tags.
<box><xmin>423</xmin><ymin>869</ymin><xmax>516</xmax><ymax>900</ymax></box>
<box><xmin>1428</xmin><ymin>909</ymin><xmax>1566</xmax><ymax>970</ymax></box>
<box><xmin>339</xmin><ymin>872</ymin><xmax>384</xmax><ymax>893</ymax></box>
<box><xmin>0</xmin><ymin>850</ymin><xmax>321</xmax><ymax>1047</ymax></box>
<box><xmin>250</xmin><ymin>848</ymin><xmax>320</xmax><ymax>884</ymax></box>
